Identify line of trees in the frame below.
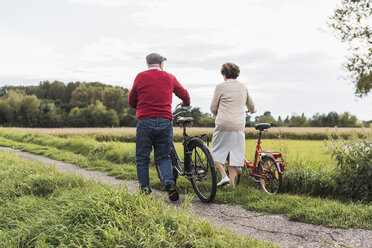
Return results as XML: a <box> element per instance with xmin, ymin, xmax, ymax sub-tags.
<box><xmin>248</xmin><ymin>111</ymin><xmax>361</xmax><ymax>128</ymax></box>
<box><xmin>0</xmin><ymin>81</ymin><xmax>215</xmax><ymax>127</ymax></box>
<box><xmin>0</xmin><ymin>81</ymin><xmax>365</xmax><ymax>128</ymax></box>
<box><xmin>0</xmin><ymin>81</ymin><xmax>131</xmax><ymax>127</ymax></box>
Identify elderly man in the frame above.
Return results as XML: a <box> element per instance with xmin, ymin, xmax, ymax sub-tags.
<box><xmin>128</xmin><ymin>53</ymin><xmax>190</xmax><ymax>201</ymax></box>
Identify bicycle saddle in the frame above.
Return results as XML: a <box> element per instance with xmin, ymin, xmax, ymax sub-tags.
<box><xmin>254</xmin><ymin>123</ymin><xmax>271</xmax><ymax>131</ymax></box>
<box><xmin>176</xmin><ymin>116</ymin><xmax>193</xmax><ymax>124</ymax></box>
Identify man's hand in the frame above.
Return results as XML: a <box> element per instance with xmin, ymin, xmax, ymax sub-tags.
<box><xmin>181</xmin><ymin>105</ymin><xmax>192</xmax><ymax>112</ymax></box>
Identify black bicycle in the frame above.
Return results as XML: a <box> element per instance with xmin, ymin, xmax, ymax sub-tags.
<box><xmin>156</xmin><ymin>104</ymin><xmax>217</xmax><ymax>203</ymax></box>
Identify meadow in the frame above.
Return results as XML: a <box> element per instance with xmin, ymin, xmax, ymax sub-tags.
<box><xmin>0</xmin><ymin>127</ymin><xmax>371</xmax><ymax>230</ymax></box>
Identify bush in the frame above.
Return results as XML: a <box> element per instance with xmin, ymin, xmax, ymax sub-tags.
<box><xmin>328</xmin><ymin>135</ymin><xmax>372</xmax><ymax>202</ymax></box>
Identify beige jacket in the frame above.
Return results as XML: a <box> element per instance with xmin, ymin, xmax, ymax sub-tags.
<box><xmin>210</xmin><ymin>79</ymin><xmax>256</xmax><ymax>131</ymax></box>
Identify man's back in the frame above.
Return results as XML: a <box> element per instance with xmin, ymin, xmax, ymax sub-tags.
<box><xmin>129</xmin><ymin>69</ymin><xmax>190</xmax><ymax>120</ymax></box>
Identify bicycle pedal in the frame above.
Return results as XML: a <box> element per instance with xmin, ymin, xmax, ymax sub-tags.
<box><xmin>196</xmin><ymin>176</ymin><xmax>207</xmax><ymax>182</ymax></box>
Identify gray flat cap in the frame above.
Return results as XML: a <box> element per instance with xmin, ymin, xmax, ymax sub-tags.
<box><xmin>146</xmin><ymin>53</ymin><xmax>167</xmax><ymax>64</ymax></box>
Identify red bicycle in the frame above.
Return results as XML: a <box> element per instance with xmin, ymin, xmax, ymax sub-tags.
<box><xmin>232</xmin><ymin>123</ymin><xmax>285</xmax><ymax>193</ymax></box>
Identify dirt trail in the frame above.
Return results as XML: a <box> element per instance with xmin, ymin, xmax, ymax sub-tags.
<box><xmin>1</xmin><ymin>147</ymin><xmax>371</xmax><ymax>248</ymax></box>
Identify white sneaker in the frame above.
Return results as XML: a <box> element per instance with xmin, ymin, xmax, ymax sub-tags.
<box><xmin>217</xmin><ymin>176</ymin><xmax>230</xmax><ymax>186</ymax></box>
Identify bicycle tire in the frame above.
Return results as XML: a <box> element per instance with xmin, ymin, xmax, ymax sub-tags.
<box><xmin>155</xmin><ymin>151</ymin><xmax>179</xmax><ymax>185</ymax></box>
<box><xmin>170</xmin><ymin>149</ymin><xmax>179</xmax><ymax>183</ymax></box>
<box><xmin>188</xmin><ymin>139</ymin><xmax>217</xmax><ymax>203</ymax></box>
<box><xmin>257</xmin><ymin>156</ymin><xmax>282</xmax><ymax>194</ymax></box>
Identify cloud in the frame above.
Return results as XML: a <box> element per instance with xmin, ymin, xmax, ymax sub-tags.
<box><xmin>132</xmin><ymin>0</ymin><xmax>271</xmax><ymax>30</ymax></box>
<box><xmin>66</xmin><ymin>0</ymin><xmax>134</xmax><ymax>7</ymax></box>
<box><xmin>0</xmin><ymin>33</ymin><xmax>67</xmax><ymax>81</ymax></box>
<box><xmin>79</xmin><ymin>38</ymin><xmax>140</xmax><ymax>62</ymax></box>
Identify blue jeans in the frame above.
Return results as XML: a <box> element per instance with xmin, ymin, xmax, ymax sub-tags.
<box><xmin>136</xmin><ymin>117</ymin><xmax>174</xmax><ymax>193</ymax></box>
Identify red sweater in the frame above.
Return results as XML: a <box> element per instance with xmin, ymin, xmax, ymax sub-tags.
<box><xmin>128</xmin><ymin>69</ymin><xmax>191</xmax><ymax>120</ymax></box>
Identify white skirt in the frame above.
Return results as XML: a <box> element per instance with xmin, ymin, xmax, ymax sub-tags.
<box><xmin>211</xmin><ymin>130</ymin><xmax>245</xmax><ymax>167</ymax></box>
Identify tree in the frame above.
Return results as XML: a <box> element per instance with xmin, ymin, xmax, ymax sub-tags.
<box><xmin>1</xmin><ymin>90</ymin><xmax>24</xmax><ymax>124</ymax></box>
<box><xmin>19</xmin><ymin>95</ymin><xmax>40</xmax><ymax>126</ymax></box>
<box><xmin>0</xmin><ymin>99</ymin><xmax>7</xmax><ymax>125</ymax></box>
<box><xmin>71</xmin><ymin>85</ymin><xmax>103</xmax><ymax>104</ymax></box>
<box><xmin>256</xmin><ymin>111</ymin><xmax>277</xmax><ymax>126</ymax></box>
<box><xmin>323</xmin><ymin>112</ymin><xmax>340</xmax><ymax>127</ymax></box>
<box><xmin>189</xmin><ymin>107</ymin><xmax>204</xmax><ymax>126</ymax></box>
<box><xmin>283</xmin><ymin>116</ymin><xmax>290</xmax><ymax>126</ymax></box>
<box><xmin>48</xmin><ymin>81</ymin><xmax>67</xmax><ymax>101</ymax></box>
<box><xmin>310</xmin><ymin>113</ymin><xmax>324</xmax><ymax>127</ymax></box>
<box><xmin>277</xmin><ymin>116</ymin><xmax>283</xmax><ymax>126</ymax></box>
<box><xmin>87</xmin><ymin>100</ymin><xmax>119</xmax><ymax>127</ymax></box>
<box><xmin>339</xmin><ymin>112</ymin><xmax>358</xmax><ymax>127</ymax></box>
<box><xmin>68</xmin><ymin>107</ymin><xmax>89</xmax><ymax>127</ymax></box>
<box><xmin>102</xmin><ymin>87</ymin><xmax>128</xmax><ymax>115</ymax></box>
<box><xmin>329</xmin><ymin>0</ymin><xmax>372</xmax><ymax>96</ymax></box>
<box><xmin>289</xmin><ymin>113</ymin><xmax>307</xmax><ymax>127</ymax></box>
<box><xmin>39</xmin><ymin>102</ymin><xmax>62</xmax><ymax>127</ymax></box>
<box><xmin>65</xmin><ymin>82</ymin><xmax>81</xmax><ymax>102</ymax></box>
<box><xmin>120</xmin><ymin>108</ymin><xmax>137</xmax><ymax>127</ymax></box>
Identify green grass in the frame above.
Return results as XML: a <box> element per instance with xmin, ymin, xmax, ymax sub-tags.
<box><xmin>244</xmin><ymin>139</ymin><xmax>334</xmax><ymax>165</ymax></box>
<box><xmin>0</xmin><ymin>150</ymin><xmax>275</xmax><ymax>247</ymax></box>
<box><xmin>0</xmin><ymin>130</ymin><xmax>371</xmax><ymax>229</ymax></box>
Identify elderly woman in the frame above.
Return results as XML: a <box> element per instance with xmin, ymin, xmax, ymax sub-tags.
<box><xmin>210</xmin><ymin>62</ymin><xmax>256</xmax><ymax>187</ymax></box>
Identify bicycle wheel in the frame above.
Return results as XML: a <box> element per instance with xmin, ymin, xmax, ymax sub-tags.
<box><xmin>257</xmin><ymin>157</ymin><xmax>282</xmax><ymax>194</ymax></box>
<box><xmin>188</xmin><ymin>139</ymin><xmax>217</xmax><ymax>203</ymax></box>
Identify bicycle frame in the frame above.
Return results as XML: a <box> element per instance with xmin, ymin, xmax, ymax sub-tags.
<box><xmin>244</xmin><ymin>130</ymin><xmax>285</xmax><ymax>179</ymax></box>
<box><xmin>171</xmin><ymin>124</ymin><xmax>210</xmax><ymax>178</ymax></box>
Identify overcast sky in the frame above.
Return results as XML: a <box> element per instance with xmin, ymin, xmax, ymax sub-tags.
<box><xmin>1</xmin><ymin>0</ymin><xmax>371</xmax><ymax>121</ymax></box>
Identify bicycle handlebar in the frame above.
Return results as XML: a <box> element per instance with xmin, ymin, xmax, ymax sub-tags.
<box><xmin>173</xmin><ymin>103</ymin><xmax>191</xmax><ymax>117</ymax></box>
<box><xmin>173</xmin><ymin>110</ymin><xmax>189</xmax><ymax>117</ymax></box>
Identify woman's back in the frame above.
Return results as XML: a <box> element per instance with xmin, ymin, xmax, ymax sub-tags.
<box><xmin>210</xmin><ymin>79</ymin><xmax>254</xmax><ymax>131</ymax></box>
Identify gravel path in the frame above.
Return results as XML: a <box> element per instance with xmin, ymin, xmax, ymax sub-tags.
<box><xmin>1</xmin><ymin>147</ymin><xmax>371</xmax><ymax>248</ymax></box>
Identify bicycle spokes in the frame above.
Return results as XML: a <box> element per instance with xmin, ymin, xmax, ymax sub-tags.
<box><xmin>193</xmin><ymin>147</ymin><xmax>208</xmax><ymax>180</ymax></box>
<box><xmin>189</xmin><ymin>140</ymin><xmax>217</xmax><ymax>203</ymax></box>
<box><xmin>258</xmin><ymin>157</ymin><xmax>282</xmax><ymax>194</ymax></box>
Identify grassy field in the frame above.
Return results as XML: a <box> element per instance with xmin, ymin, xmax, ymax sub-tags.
<box><xmin>6</xmin><ymin>126</ymin><xmax>369</xmax><ymax>134</ymax></box>
<box><xmin>0</xmin><ymin>128</ymin><xmax>371</xmax><ymax>229</ymax></box>
<box><xmin>0</xmin><ymin>150</ymin><xmax>275</xmax><ymax>247</ymax></box>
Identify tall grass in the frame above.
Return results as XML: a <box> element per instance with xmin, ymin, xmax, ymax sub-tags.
<box><xmin>328</xmin><ymin>133</ymin><xmax>372</xmax><ymax>202</ymax></box>
<box><xmin>0</xmin><ymin>150</ymin><xmax>275</xmax><ymax>247</ymax></box>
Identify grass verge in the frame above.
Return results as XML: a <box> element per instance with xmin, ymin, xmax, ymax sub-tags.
<box><xmin>0</xmin><ymin>150</ymin><xmax>275</xmax><ymax>247</ymax></box>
